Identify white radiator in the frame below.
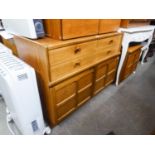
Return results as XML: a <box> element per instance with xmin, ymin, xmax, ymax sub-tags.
<box><xmin>0</xmin><ymin>43</ymin><xmax>50</xmax><ymax>134</ymax></box>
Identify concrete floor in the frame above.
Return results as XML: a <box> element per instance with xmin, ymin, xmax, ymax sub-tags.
<box><xmin>0</xmin><ymin>56</ymin><xmax>155</xmax><ymax>135</ymax></box>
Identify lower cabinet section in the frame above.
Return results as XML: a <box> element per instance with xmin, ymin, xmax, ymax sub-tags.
<box><xmin>50</xmin><ymin>56</ymin><xmax>119</xmax><ymax>124</ymax></box>
<box><xmin>52</xmin><ymin>69</ymin><xmax>93</xmax><ymax>122</ymax></box>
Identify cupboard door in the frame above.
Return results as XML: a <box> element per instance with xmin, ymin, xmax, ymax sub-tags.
<box><xmin>105</xmin><ymin>57</ymin><xmax>119</xmax><ymax>86</ymax></box>
<box><xmin>99</xmin><ymin>19</ymin><xmax>121</xmax><ymax>34</ymax></box>
<box><xmin>77</xmin><ymin>69</ymin><xmax>93</xmax><ymax>106</ymax></box>
<box><xmin>54</xmin><ymin>77</ymin><xmax>77</xmax><ymax>121</ymax></box>
<box><xmin>61</xmin><ymin>19</ymin><xmax>99</xmax><ymax>40</ymax></box>
<box><xmin>94</xmin><ymin>61</ymin><xmax>107</xmax><ymax>95</ymax></box>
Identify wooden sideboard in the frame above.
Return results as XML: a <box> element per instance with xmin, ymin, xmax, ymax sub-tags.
<box><xmin>14</xmin><ymin>32</ymin><xmax>122</xmax><ymax>126</ymax></box>
<box><xmin>43</xmin><ymin>19</ymin><xmax>121</xmax><ymax>40</ymax></box>
<box><xmin>120</xmin><ymin>45</ymin><xmax>142</xmax><ymax>82</ymax></box>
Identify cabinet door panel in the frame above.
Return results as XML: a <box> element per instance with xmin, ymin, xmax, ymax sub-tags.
<box><xmin>105</xmin><ymin>71</ymin><xmax>116</xmax><ymax>86</ymax></box>
<box><xmin>77</xmin><ymin>70</ymin><xmax>93</xmax><ymax>106</ymax></box>
<box><xmin>78</xmin><ymin>87</ymin><xmax>92</xmax><ymax>106</ymax></box>
<box><xmin>99</xmin><ymin>19</ymin><xmax>121</xmax><ymax>34</ymax></box>
<box><xmin>56</xmin><ymin>97</ymin><xmax>76</xmax><ymax>121</ymax></box>
<box><xmin>94</xmin><ymin>78</ymin><xmax>106</xmax><ymax>95</ymax></box>
<box><xmin>62</xmin><ymin>19</ymin><xmax>99</xmax><ymax>40</ymax></box>
<box><xmin>107</xmin><ymin>57</ymin><xmax>119</xmax><ymax>73</ymax></box>
<box><xmin>95</xmin><ymin>61</ymin><xmax>107</xmax><ymax>80</ymax></box>
<box><xmin>55</xmin><ymin>82</ymin><xmax>76</xmax><ymax>105</ymax></box>
<box><xmin>127</xmin><ymin>54</ymin><xmax>135</xmax><ymax>67</ymax></box>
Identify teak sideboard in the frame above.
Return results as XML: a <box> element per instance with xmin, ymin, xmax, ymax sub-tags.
<box><xmin>14</xmin><ymin>32</ymin><xmax>122</xmax><ymax>126</ymax></box>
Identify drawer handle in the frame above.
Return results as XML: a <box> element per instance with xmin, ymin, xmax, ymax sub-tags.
<box><xmin>74</xmin><ymin>62</ymin><xmax>81</xmax><ymax>68</ymax></box>
<box><xmin>108</xmin><ymin>40</ymin><xmax>114</xmax><ymax>44</ymax></box>
<box><xmin>74</xmin><ymin>48</ymin><xmax>81</xmax><ymax>54</ymax></box>
<box><xmin>107</xmin><ymin>50</ymin><xmax>112</xmax><ymax>54</ymax></box>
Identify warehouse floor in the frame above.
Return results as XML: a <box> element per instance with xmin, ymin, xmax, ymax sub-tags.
<box><xmin>0</xmin><ymin>55</ymin><xmax>155</xmax><ymax>135</ymax></box>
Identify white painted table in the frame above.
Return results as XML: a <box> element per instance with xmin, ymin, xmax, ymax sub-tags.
<box><xmin>116</xmin><ymin>26</ymin><xmax>155</xmax><ymax>85</ymax></box>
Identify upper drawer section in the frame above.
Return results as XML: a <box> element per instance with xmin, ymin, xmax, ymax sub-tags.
<box><xmin>98</xmin><ymin>34</ymin><xmax>122</xmax><ymax>51</ymax></box>
<box><xmin>49</xmin><ymin>40</ymin><xmax>97</xmax><ymax>66</ymax></box>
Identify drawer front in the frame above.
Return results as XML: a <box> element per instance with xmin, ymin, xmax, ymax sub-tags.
<box><xmin>96</xmin><ymin>46</ymin><xmax>120</xmax><ymax>62</ymax></box>
<box><xmin>98</xmin><ymin>35</ymin><xmax>122</xmax><ymax>51</ymax></box>
<box><xmin>49</xmin><ymin>40</ymin><xmax>97</xmax><ymax>65</ymax></box>
<box><xmin>51</xmin><ymin>55</ymin><xmax>95</xmax><ymax>81</ymax></box>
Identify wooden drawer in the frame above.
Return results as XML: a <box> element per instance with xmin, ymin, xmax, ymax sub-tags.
<box><xmin>96</xmin><ymin>46</ymin><xmax>120</xmax><ymax>62</ymax></box>
<box><xmin>49</xmin><ymin>40</ymin><xmax>97</xmax><ymax>65</ymax></box>
<box><xmin>51</xmin><ymin>55</ymin><xmax>95</xmax><ymax>81</ymax></box>
<box><xmin>98</xmin><ymin>35</ymin><xmax>122</xmax><ymax>50</ymax></box>
<box><xmin>99</xmin><ymin>19</ymin><xmax>121</xmax><ymax>34</ymax></box>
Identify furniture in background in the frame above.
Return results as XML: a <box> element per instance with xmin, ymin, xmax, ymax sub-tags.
<box><xmin>0</xmin><ymin>36</ymin><xmax>18</xmax><ymax>56</ymax></box>
<box><xmin>43</xmin><ymin>19</ymin><xmax>121</xmax><ymax>40</ymax></box>
<box><xmin>121</xmin><ymin>19</ymin><xmax>150</xmax><ymax>28</ymax></box>
<box><xmin>120</xmin><ymin>44</ymin><xmax>142</xmax><ymax>82</ymax></box>
<box><xmin>14</xmin><ymin>30</ymin><xmax>122</xmax><ymax>126</ymax></box>
<box><xmin>116</xmin><ymin>25</ymin><xmax>155</xmax><ymax>85</ymax></box>
<box><xmin>144</xmin><ymin>20</ymin><xmax>155</xmax><ymax>62</ymax></box>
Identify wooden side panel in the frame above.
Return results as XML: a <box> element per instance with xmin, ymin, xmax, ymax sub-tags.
<box><xmin>1</xmin><ymin>37</ymin><xmax>18</xmax><ymax>56</ymax></box>
<box><xmin>14</xmin><ymin>36</ymin><xmax>57</xmax><ymax>126</ymax></box>
<box><xmin>99</xmin><ymin>19</ymin><xmax>121</xmax><ymax>34</ymax></box>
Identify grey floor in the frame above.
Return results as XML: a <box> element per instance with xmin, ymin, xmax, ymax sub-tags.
<box><xmin>0</xmin><ymin>56</ymin><xmax>155</xmax><ymax>135</ymax></box>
